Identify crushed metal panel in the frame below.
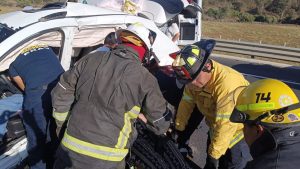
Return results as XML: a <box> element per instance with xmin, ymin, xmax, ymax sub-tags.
<box><xmin>72</xmin><ymin>27</ymin><xmax>117</xmax><ymax>47</ymax></box>
<box><xmin>75</xmin><ymin>0</ymin><xmax>189</xmax><ymax>25</ymax></box>
<box><xmin>0</xmin><ymin>31</ymin><xmax>63</xmax><ymax>72</ymax></box>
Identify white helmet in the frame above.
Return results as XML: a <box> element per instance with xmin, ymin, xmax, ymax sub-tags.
<box><xmin>117</xmin><ymin>23</ymin><xmax>156</xmax><ymax>51</ymax></box>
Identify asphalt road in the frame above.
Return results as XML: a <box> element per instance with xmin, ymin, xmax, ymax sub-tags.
<box><xmin>188</xmin><ymin>54</ymin><xmax>300</xmax><ymax>169</ymax></box>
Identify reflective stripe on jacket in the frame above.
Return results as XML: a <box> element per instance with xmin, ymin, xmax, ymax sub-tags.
<box><xmin>176</xmin><ymin>60</ymin><xmax>249</xmax><ymax>159</ymax></box>
<box><xmin>62</xmin><ymin>131</ymin><xmax>129</xmax><ymax>161</ymax></box>
<box><xmin>51</xmin><ymin>45</ymin><xmax>170</xmax><ymax>165</ymax></box>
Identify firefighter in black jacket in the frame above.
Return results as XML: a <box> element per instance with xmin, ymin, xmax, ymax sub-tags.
<box><xmin>230</xmin><ymin>79</ymin><xmax>300</xmax><ymax>169</ymax></box>
<box><xmin>51</xmin><ymin>23</ymin><xmax>172</xmax><ymax>169</ymax></box>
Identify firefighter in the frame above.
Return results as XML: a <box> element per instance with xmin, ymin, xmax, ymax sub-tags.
<box><xmin>51</xmin><ymin>23</ymin><xmax>172</xmax><ymax>169</ymax></box>
<box><xmin>9</xmin><ymin>44</ymin><xmax>64</xmax><ymax>169</ymax></box>
<box><xmin>230</xmin><ymin>79</ymin><xmax>300</xmax><ymax>169</ymax></box>
<box><xmin>172</xmin><ymin>40</ymin><xmax>252</xmax><ymax>169</ymax></box>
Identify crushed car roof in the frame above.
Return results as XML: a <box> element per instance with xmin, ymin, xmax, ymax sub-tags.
<box><xmin>0</xmin><ymin>2</ymin><xmax>126</xmax><ymax>30</ymax></box>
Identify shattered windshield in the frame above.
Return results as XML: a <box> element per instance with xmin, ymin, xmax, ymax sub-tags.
<box><xmin>0</xmin><ymin>23</ymin><xmax>15</xmax><ymax>43</ymax></box>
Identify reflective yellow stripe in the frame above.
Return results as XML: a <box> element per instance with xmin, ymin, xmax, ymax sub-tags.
<box><xmin>53</xmin><ymin>112</ymin><xmax>68</xmax><ymax>122</ymax></box>
<box><xmin>182</xmin><ymin>91</ymin><xmax>193</xmax><ymax>102</ymax></box>
<box><xmin>249</xmin><ymin>103</ymin><xmax>275</xmax><ymax>110</ymax></box>
<box><xmin>236</xmin><ymin>104</ymin><xmax>247</xmax><ymax>111</ymax></box>
<box><xmin>229</xmin><ymin>131</ymin><xmax>244</xmax><ymax>148</ymax></box>
<box><xmin>62</xmin><ymin>132</ymin><xmax>128</xmax><ymax>161</ymax></box>
<box><xmin>115</xmin><ymin>106</ymin><xmax>140</xmax><ymax>149</ymax></box>
<box><xmin>187</xmin><ymin>57</ymin><xmax>196</xmax><ymax>66</ymax></box>
<box><xmin>237</xmin><ymin>103</ymin><xmax>275</xmax><ymax>111</ymax></box>
<box><xmin>209</xmin><ymin>127</ymin><xmax>244</xmax><ymax>149</ymax></box>
<box><xmin>192</xmin><ymin>48</ymin><xmax>200</xmax><ymax>56</ymax></box>
<box><xmin>216</xmin><ymin>112</ymin><xmax>232</xmax><ymax>120</ymax></box>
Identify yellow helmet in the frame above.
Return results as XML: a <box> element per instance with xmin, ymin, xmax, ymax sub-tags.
<box><xmin>230</xmin><ymin>79</ymin><xmax>300</xmax><ymax>125</ymax></box>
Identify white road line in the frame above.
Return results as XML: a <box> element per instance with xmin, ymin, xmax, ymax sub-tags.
<box><xmin>242</xmin><ymin>73</ymin><xmax>300</xmax><ymax>86</ymax></box>
<box><xmin>211</xmin><ymin>54</ymin><xmax>300</xmax><ymax>70</ymax></box>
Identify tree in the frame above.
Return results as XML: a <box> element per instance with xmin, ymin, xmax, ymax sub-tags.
<box><xmin>254</xmin><ymin>0</ymin><xmax>272</xmax><ymax>14</ymax></box>
<box><xmin>232</xmin><ymin>2</ymin><xmax>243</xmax><ymax>12</ymax></box>
<box><xmin>266</xmin><ymin>0</ymin><xmax>290</xmax><ymax>20</ymax></box>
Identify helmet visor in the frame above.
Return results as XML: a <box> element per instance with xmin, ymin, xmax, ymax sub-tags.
<box><xmin>230</xmin><ymin>108</ymin><xmax>250</xmax><ymax>124</ymax></box>
<box><xmin>173</xmin><ymin>66</ymin><xmax>193</xmax><ymax>84</ymax></box>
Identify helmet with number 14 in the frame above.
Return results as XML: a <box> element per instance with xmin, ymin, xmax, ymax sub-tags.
<box><xmin>231</xmin><ymin>78</ymin><xmax>300</xmax><ymax>126</ymax></box>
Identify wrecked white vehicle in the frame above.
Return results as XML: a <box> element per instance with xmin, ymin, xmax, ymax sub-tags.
<box><xmin>0</xmin><ymin>1</ymin><xmax>201</xmax><ymax>168</ymax></box>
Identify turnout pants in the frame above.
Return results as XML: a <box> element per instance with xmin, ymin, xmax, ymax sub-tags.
<box><xmin>53</xmin><ymin>145</ymin><xmax>125</xmax><ymax>169</ymax></box>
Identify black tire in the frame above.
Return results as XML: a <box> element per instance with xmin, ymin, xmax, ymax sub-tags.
<box><xmin>127</xmin><ymin>120</ymin><xmax>193</xmax><ymax>169</ymax></box>
<box><xmin>130</xmin><ymin>136</ymin><xmax>169</xmax><ymax>169</ymax></box>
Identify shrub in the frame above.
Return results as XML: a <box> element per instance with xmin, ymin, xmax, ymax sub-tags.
<box><xmin>255</xmin><ymin>15</ymin><xmax>267</xmax><ymax>22</ymax></box>
<box><xmin>206</xmin><ymin>7</ymin><xmax>229</xmax><ymax>20</ymax></box>
<box><xmin>295</xmin><ymin>17</ymin><xmax>300</xmax><ymax>25</ymax></box>
<box><xmin>237</xmin><ymin>12</ymin><xmax>255</xmax><ymax>22</ymax></box>
<box><xmin>265</xmin><ymin>15</ymin><xmax>278</xmax><ymax>23</ymax></box>
<box><xmin>207</xmin><ymin>8</ymin><xmax>217</xmax><ymax>18</ymax></box>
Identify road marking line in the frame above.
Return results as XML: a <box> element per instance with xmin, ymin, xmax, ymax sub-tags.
<box><xmin>242</xmin><ymin>73</ymin><xmax>300</xmax><ymax>86</ymax></box>
<box><xmin>212</xmin><ymin>54</ymin><xmax>300</xmax><ymax>70</ymax></box>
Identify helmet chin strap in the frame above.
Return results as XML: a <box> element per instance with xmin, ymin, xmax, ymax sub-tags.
<box><xmin>123</xmin><ymin>43</ymin><xmax>146</xmax><ymax>61</ymax></box>
<box><xmin>250</xmin><ymin>126</ymin><xmax>277</xmax><ymax>158</ymax></box>
<box><xmin>142</xmin><ymin>48</ymin><xmax>153</xmax><ymax>66</ymax></box>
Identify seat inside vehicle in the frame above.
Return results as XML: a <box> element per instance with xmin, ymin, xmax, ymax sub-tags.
<box><xmin>0</xmin><ymin>113</ymin><xmax>26</xmax><ymax>155</ymax></box>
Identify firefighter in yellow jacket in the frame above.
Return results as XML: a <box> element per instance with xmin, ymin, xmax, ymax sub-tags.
<box><xmin>171</xmin><ymin>39</ymin><xmax>252</xmax><ymax>169</ymax></box>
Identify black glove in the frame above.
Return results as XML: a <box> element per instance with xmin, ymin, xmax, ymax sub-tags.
<box><xmin>178</xmin><ymin>143</ymin><xmax>193</xmax><ymax>158</ymax></box>
<box><xmin>204</xmin><ymin>155</ymin><xmax>219</xmax><ymax>169</ymax></box>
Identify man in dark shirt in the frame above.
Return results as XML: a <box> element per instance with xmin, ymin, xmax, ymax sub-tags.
<box><xmin>9</xmin><ymin>44</ymin><xmax>64</xmax><ymax>169</ymax></box>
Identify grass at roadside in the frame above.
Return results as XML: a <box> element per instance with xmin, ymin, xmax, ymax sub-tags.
<box><xmin>0</xmin><ymin>6</ymin><xmax>21</xmax><ymax>14</ymax></box>
<box><xmin>202</xmin><ymin>21</ymin><xmax>300</xmax><ymax>48</ymax></box>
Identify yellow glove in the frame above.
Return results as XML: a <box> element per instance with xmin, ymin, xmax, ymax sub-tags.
<box><xmin>175</xmin><ymin>121</ymin><xmax>186</xmax><ymax>131</ymax></box>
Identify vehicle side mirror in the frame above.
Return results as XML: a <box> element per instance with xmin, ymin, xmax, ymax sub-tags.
<box><xmin>180</xmin><ymin>4</ymin><xmax>202</xmax><ymax>18</ymax></box>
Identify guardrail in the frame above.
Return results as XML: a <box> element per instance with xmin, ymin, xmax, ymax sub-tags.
<box><xmin>179</xmin><ymin>39</ymin><xmax>300</xmax><ymax>63</ymax></box>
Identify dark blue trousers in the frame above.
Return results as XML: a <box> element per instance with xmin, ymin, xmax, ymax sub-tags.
<box><xmin>205</xmin><ymin>138</ymin><xmax>252</xmax><ymax>169</ymax></box>
<box><xmin>22</xmin><ymin>83</ymin><xmax>57</xmax><ymax>169</ymax></box>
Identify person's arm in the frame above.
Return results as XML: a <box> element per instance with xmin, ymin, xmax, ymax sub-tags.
<box><xmin>208</xmin><ymin>94</ymin><xmax>243</xmax><ymax>160</ymax></box>
<box><xmin>175</xmin><ymin>87</ymin><xmax>195</xmax><ymax>131</ymax></box>
<box><xmin>172</xmin><ymin>32</ymin><xmax>180</xmax><ymax>43</ymax></box>
<box><xmin>171</xmin><ymin>23</ymin><xmax>180</xmax><ymax>43</ymax></box>
<box><xmin>11</xmin><ymin>76</ymin><xmax>25</xmax><ymax>91</ymax></box>
<box><xmin>9</xmin><ymin>63</ymin><xmax>25</xmax><ymax>91</ymax></box>
<box><xmin>51</xmin><ymin>56</ymin><xmax>88</xmax><ymax>128</ymax></box>
<box><xmin>141</xmin><ymin>74</ymin><xmax>172</xmax><ymax>135</ymax></box>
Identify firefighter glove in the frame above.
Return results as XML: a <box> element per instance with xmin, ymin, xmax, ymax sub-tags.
<box><xmin>204</xmin><ymin>155</ymin><xmax>219</xmax><ymax>169</ymax></box>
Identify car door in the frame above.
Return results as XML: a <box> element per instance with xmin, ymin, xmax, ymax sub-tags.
<box><xmin>0</xmin><ymin>18</ymin><xmax>79</xmax><ymax>72</ymax></box>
